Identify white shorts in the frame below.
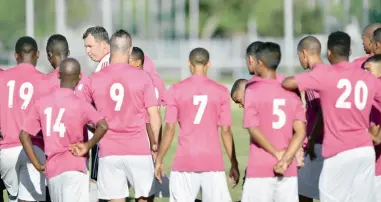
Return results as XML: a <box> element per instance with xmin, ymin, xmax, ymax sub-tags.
<box><xmin>376</xmin><ymin>175</ymin><xmax>381</xmax><ymax>202</ymax></box>
<box><xmin>319</xmin><ymin>146</ymin><xmax>375</xmax><ymax>202</ymax></box>
<box><xmin>97</xmin><ymin>155</ymin><xmax>155</xmax><ymax>200</ymax></box>
<box><xmin>242</xmin><ymin>176</ymin><xmax>298</xmax><ymax>202</ymax></box>
<box><xmin>169</xmin><ymin>171</ymin><xmax>231</xmax><ymax>202</ymax></box>
<box><xmin>0</xmin><ymin>145</ymin><xmax>46</xmax><ymax>201</ymax></box>
<box><xmin>48</xmin><ymin>171</ymin><xmax>89</xmax><ymax>202</ymax></box>
<box><xmin>298</xmin><ymin>144</ymin><xmax>323</xmax><ymax>199</ymax></box>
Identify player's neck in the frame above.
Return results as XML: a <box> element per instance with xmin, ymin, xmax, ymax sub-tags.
<box><xmin>60</xmin><ymin>83</ymin><xmax>75</xmax><ymax>91</ymax></box>
<box><xmin>308</xmin><ymin>57</ymin><xmax>323</xmax><ymax>69</ymax></box>
<box><xmin>110</xmin><ymin>53</ymin><xmax>129</xmax><ymax>64</ymax></box>
<box><xmin>17</xmin><ymin>60</ymin><xmax>34</xmax><ymax>66</ymax></box>
<box><xmin>260</xmin><ymin>71</ymin><xmax>276</xmax><ymax>80</ymax></box>
<box><xmin>331</xmin><ymin>57</ymin><xmax>349</xmax><ymax>65</ymax></box>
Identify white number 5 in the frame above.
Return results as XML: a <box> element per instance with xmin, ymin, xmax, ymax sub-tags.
<box><xmin>273</xmin><ymin>99</ymin><xmax>286</xmax><ymax>129</ymax></box>
<box><xmin>335</xmin><ymin>79</ymin><xmax>368</xmax><ymax>110</ymax></box>
<box><xmin>110</xmin><ymin>83</ymin><xmax>124</xmax><ymax>111</ymax></box>
<box><xmin>193</xmin><ymin>95</ymin><xmax>208</xmax><ymax>124</ymax></box>
<box><xmin>44</xmin><ymin>107</ymin><xmax>66</xmax><ymax>137</ymax></box>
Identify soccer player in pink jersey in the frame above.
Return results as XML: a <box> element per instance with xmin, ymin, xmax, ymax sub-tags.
<box><xmin>0</xmin><ymin>36</ymin><xmax>48</xmax><ymax>202</ymax></box>
<box><xmin>154</xmin><ymin>48</ymin><xmax>239</xmax><ymax>202</ymax></box>
<box><xmin>84</xmin><ymin>30</ymin><xmax>161</xmax><ymax>202</ymax></box>
<box><xmin>19</xmin><ymin>58</ymin><xmax>109</xmax><ymax>202</ymax></box>
<box><xmin>295</xmin><ymin>36</ymin><xmax>325</xmax><ymax>202</ymax></box>
<box><xmin>282</xmin><ymin>31</ymin><xmax>381</xmax><ymax>202</ymax></box>
<box><xmin>241</xmin><ymin>42</ymin><xmax>306</xmax><ymax>202</ymax></box>
<box><xmin>353</xmin><ymin>23</ymin><xmax>381</xmax><ymax>68</ymax></box>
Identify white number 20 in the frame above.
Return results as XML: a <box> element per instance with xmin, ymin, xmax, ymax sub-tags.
<box><xmin>193</xmin><ymin>95</ymin><xmax>208</xmax><ymax>124</ymax></box>
<box><xmin>110</xmin><ymin>83</ymin><xmax>124</xmax><ymax>111</ymax></box>
<box><xmin>273</xmin><ymin>99</ymin><xmax>286</xmax><ymax>129</ymax></box>
<box><xmin>7</xmin><ymin>80</ymin><xmax>34</xmax><ymax>109</ymax></box>
<box><xmin>335</xmin><ymin>79</ymin><xmax>368</xmax><ymax>110</ymax></box>
<box><xmin>44</xmin><ymin>107</ymin><xmax>66</xmax><ymax>137</ymax></box>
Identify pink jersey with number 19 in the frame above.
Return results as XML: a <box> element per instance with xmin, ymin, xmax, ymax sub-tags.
<box><xmin>83</xmin><ymin>63</ymin><xmax>158</xmax><ymax>157</ymax></box>
<box><xmin>166</xmin><ymin>75</ymin><xmax>232</xmax><ymax>172</ymax></box>
<box><xmin>22</xmin><ymin>88</ymin><xmax>103</xmax><ymax>179</ymax></box>
<box><xmin>243</xmin><ymin>78</ymin><xmax>305</xmax><ymax>178</ymax></box>
<box><xmin>294</xmin><ymin>62</ymin><xmax>381</xmax><ymax>158</ymax></box>
<box><xmin>0</xmin><ymin>64</ymin><xmax>48</xmax><ymax>150</ymax></box>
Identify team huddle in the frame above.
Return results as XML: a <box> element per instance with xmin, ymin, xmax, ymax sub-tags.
<box><xmin>1</xmin><ymin>23</ymin><xmax>381</xmax><ymax>202</ymax></box>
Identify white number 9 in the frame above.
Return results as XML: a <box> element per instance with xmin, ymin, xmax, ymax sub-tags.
<box><xmin>110</xmin><ymin>83</ymin><xmax>124</xmax><ymax>111</ymax></box>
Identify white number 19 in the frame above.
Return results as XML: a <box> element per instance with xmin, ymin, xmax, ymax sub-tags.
<box><xmin>193</xmin><ymin>95</ymin><xmax>208</xmax><ymax>124</ymax></box>
<box><xmin>110</xmin><ymin>83</ymin><xmax>124</xmax><ymax>111</ymax></box>
<box><xmin>7</xmin><ymin>80</ymin><xmax>34</xmax><ymax>109</ymax></box>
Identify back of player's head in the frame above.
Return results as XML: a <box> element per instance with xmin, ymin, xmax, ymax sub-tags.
<box><xmin>58</xmin><ymin>58</ymin><xmax>81</xmax><ymax>89</ymax></box>
<box><xmin>110</xmin><ymin>29</ymin><xmax>132</xmax><ymax>54</ymax></box>
<box><xmin>366</xmin><ymin>54</ymin><xmax>381</xmax><ymax>63</ymax></box>
<box><xmin>46</xmin><ymin>34</ymin><xmax>69</xmax><ymax>56</ymax></box>
<box><xmin>364</xmin><ymin>54</ymin><xmax>381</xmax><ymax>77</ymax></box>
<box><xmin>230</xmin><ymin>78</ymin><xmax>247</xmax><ymax>98</ymax></box>
<box><xmin>82</xmin><ymin>26</ymin><xmax>110</xmax><ymax>44</ymax></box>
<box><xmin>297</xmin><ymin>36</ymin><xmax>321</xmax><ymax>54</ymax></box>
<box><xmin>373</xmin><ymin>28</ymin><xmax>381</xmax><ymax>42</ymax></box>
<box><xmin>246</xmin><ymin>41</ymin><xmax>264</xmax><ymax>57</ymax></box>
<box><xmin>255</xmin><ymin>42</ymin><xmax>281</xmax><ymax>70</ymax></box>
<box><xmin>131</xmin><ymin>47</ymin><xmax>145</xmax><ymax>64</ymax></box>
<box><xmin>363</xmin><ymin>23</ymin><xmax>381</xmax><ymax>37</ymax></box>
<box><xmin>327</xmin><ymin>31</ymin><xmax>351</xmax><ymax>57</ymax></box>
<box><xmin>189</xmin><ymin>48</ymin><xmax>209</xmax><ymax>66</ymax></box>
<box><xmin>15</xmin><ymin>36</ymin><xmax>39</xmax><ymax>65</ymax></box>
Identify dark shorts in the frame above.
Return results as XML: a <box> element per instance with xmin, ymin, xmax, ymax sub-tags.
<box><xmin>90</xmin><ymin>144</ymin><xmax>100</xmax><ymax>180</ymax></box>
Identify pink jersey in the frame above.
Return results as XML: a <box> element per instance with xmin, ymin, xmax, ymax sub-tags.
<box><xmin>166</xmin><ymin>75</ymin><xmax>231</xmax><ymax>172</ymax></box>
<box><xmin>353</xmin><ymin>54</ymin><xmax>373</xmax><ymax>69</ymax></box>
<box><xmin>46</xmin><ymin>67</ymin><xmax>89</xmax><ymax>95</ymax></box>
<box><xmin>244</xmin><ymin>78</ymin><xmax>305</xmax><ymax>178</ymax></box>
<box><xmin>0</xmin><ymin>64</ymin><xmax>48</xmax><ymax>149</ymax></box>
<box><xmin>144</xmin><ymin>55</ymin><xmax>167</xmax><ymax>105</ymax></box>
<box><xmin>22</xmin><ymin>88</ymin><xmax>103</xmax><ymax>179</ymax></box>
<box><xmin>248</xmin><ymin>72</ymin><xmax>285</xmax><ymax>84</ymax></box>
<box><xmin>294</xmin><ymin>61</ymin><xmax>381</xmax><ymax>157</ymax></box>
<box><xmin>83</xmin><ymin>63</ymin><xmax>158</xmax><ymax>157</ymax></box>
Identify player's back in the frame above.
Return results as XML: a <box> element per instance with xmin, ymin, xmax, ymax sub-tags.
<box><xmin>89</xmin><ymin>63</ymin><xmax>158</xmax><ymax>157</ymax></box>
<box><xmin>0</xmin><ymin>63</ymin><xmax>47</xmax><ymax>149</ymax></box>
<box><xmin>244</xmin><ymin>78</ymin><xmax>303</xmax><ymax>177</ymax></box>
<box><xmin>168</xmin><ymin>75</ymin><xmax>230</xmax><ymax>171</ymax></box>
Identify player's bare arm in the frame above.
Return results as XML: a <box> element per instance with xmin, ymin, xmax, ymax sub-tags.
<box><xmin>282</xmin><ymin>76</ymin><xmax>298</xmax><ymax>91</ymax></box>
<box><xmin>220</xmin><ymin>126</ymin><xmax>240</xmax><ymax>187</ymax></box>
<box><xmin>19</xmin><ymin>130</ymin><xmax>45</xmax><ymax>172</ymax></box>
<box><xmin>370</xmin><ymin>125</ymin><xmax>381</xmax><ymax>145</ymax></box>
<box><xmin>275</xmin><ymin>120</ymin><xmax>306</xmax><ymax>175</ymax></box>
<box><xmin>155</xmin><ymin>122</ymin><xmax>176</xmax><ymax>183</ymax></box>
<box><xmin>147</xmin><ymin>106</ymin><xmax>162</xmax><ymax>149</ymax></box>
<box><xmin>248</xmin><ymin>127</ymin><xmax>284</xmax><ymax>160</ymax></box>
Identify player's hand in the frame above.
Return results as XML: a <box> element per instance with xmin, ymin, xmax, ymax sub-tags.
<box><xmin>295</xmin><ymin>148</ymin><xmax>305</xmax><ymax>168</ymax></box>
<box><xmin>274</xmin><ymin>149</ymin><xmax>286</xmax><ymax>161</ymax></box>
<box><xmin>229</xmin><ymin>164</ymin><xmax>240</xmax><ymax>188</ymax></box>
<box><xmin>306</xmin><ymin>140</ymin><xmax>316</xmax><ymax>161</ymax></box>
<box><xmin>274</xmin><ymin>159</ymin><xmax>291</xmax><ymax>175</ymax></box>
<box><xmin>35</xmin><ymin>164</ymin><xmax>45</xmax><ymax>172</ymax></box>
<box><xmin>70</xmin><ymin>142</ymin><xmax>90</xmax><ymax>157</ymax></box>
<box><xmin>154</xmin><ymin>161</ymin><xmax>165</xmax><ymax>184</ymax></box>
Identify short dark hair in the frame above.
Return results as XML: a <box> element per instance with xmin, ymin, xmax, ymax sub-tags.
<box><xmin>82</xmin><ymin>26</ymin><xmax>110</xmax><ymax>44</ymax></box>
<box><xmin>255</xmin><ymin>42</ymin><xmax>282</xmax><ymax>70</ymax></box>
<box><xmin>110</xmin><ymin>29</ymin><xmax>132</xmax><ymax>53</ymax></box>
<box><xmin>189</xmin><ymin>48</ymin><xmax>209</xmax><ymax>65</ymax></box>
<box><xmin>131</xmin><ymin>47</ymin><xmax>145</xmax><ymax>64</ymax></box>
<box><xmin>46</xmin><ymin>34</ymin><xmax>69</xmax><ymax>55</ymax></box>
<box><xmin>327</xmin><ymin>31</ymin><xmax>351</xmax><ymax>57</ymax></box>
<box><xmin>297</xmin><ymin>36</ymin><xmax>321</xmax><ymax>54</ymax></box>
<box><xmin>246</xmin><ymin>41</ymin><xmax>264</xmax><ymax>56</ymax></box>
<box><xmin>373</xmin><ymin>28</ymin><xmax>381</xmax><ymax>42</ymax></box>
<box><xmin>15</xmin><ymin>36</ymin><xmax>38</xmax><ymax>54</ymax></box>
<box><xmin>230</xmin><ymin>78</ymin><xmax>247</xmax><ymax>98</ymax></box>
<box><xmin>366</xmin><ymin>54</ymin><xmax>381</xmax><ymax>63</ymax></box>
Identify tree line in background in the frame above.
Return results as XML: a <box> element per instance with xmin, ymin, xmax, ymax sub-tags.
<box><xmin>0</xmin><ymin>0</ymin><xmax>380</xmax><ymax>50</ymax></box>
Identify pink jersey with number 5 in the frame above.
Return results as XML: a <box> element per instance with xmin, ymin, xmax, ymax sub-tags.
<box><xmin>294</xmin><ymin>62</ymin><xmax>381</xmax><ymax>157</ymax></box>
<box><xmin>244</xmin><ymin>78</ymin><xmax>305</xmax><ymax>178</ymax></box>
<box><xmin>166</xmin><ymin>75</ymin><xmax>232</xmax><ymax>172</ymax></box>
<box><xmin>83</xmin><ymin>63</ymin><xmax>158</xmax><ymax>157</ymax></box>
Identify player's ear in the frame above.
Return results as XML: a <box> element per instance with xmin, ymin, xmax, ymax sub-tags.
<box><xmin>128</xmin><ymin>47</ymin><xmax>132</xmax><ymax>55</ymax></box>
<box><xmin>36</xmin><ymin>51</ymin><xmax>40</xmax><ymax>59</ymax></box>
<box><xmin>14</xmin><ymin>52</ymin><xmax>19</xmax><ymax>61</ymax></box>
<box><xmin>249</xmin><ymin>55</ymin><xmax>255</xmax><ymax>65</ymax></box>
<box><xmin>78</xmin><ymin>73</ymin><xmax>82</xmax><ymax>81</ymax></box>
<box><xmin>206</xmin><ymin>61</ymin><xmax>211</xmax><ymax>68</ymax></box>
<box><xmin>327</xmin><ymin>49</ymin><xmax>332</xmax><ymax>59</ymax></box>
<box><xmin>67</xmin><ymin>50</ymin><xmax>70</xmax><ymax>57</ymax></box>
<box><xmin>377</xmin><ymin>41</ymin><xmax>381</xmax><ymax>50</ymax></box>
<box><xmin>302</xmin><ymin>50</ymin><xmax>308</xmax><ymax>58</ymax></box>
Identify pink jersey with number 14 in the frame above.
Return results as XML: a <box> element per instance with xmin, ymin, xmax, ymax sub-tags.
<box><xmin>294</xmin><ymin>62</ymin><xmax>381</xmax><ymax>158</ymax></box>
<box><xmin>22</xmin><ymin>88</ymin><xmax>103</xmax><ymax>179</ymax></box>
<box><xmin>166</xmin><ymin>75</ymin><xmax>232</xmax><ymax>172</ymax></box>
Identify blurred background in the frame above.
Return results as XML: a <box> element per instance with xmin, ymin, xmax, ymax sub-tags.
<box><xmin>0</xmin><ymin>0</ymin><xmax>380</xmax><ymax>83</ymax></box>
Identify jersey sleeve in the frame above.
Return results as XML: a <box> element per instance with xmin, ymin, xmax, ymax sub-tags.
<box><xmin>294</xmin><ymin>65</ymin><xmax>326</xmax><ymax>92</ymax></box>
<box><xmin>83</xmin><ymin>101</ymin><xmax>104</xmax><ymax>125</ymax></box>
<box><xmin>218</xmin><ymin>88</ymin><xmax>232</xmax><ymax>126</ymax></box>
<box><xmin>77</xmin><ymin>77</ymin><xmax>93</xmax><ymax>103</ymax></box>
<box><xmin>243</xmin><ymin>87</ymin><xmax>260</xmax><ymax>128</ymax></box>
<box><xmin>22</xmin><ymin>102</ymin><xmax>42</xmax><ymax>136</ymax></box>
<box><xmin>143</xmin><ymin>74</ymin><xmax>159</xmax><ymax>108</ymax></box>
<box><xmin>165</xmin><ymin>87</ymin><xmax>179</xmax><ymax>124</ymax></box>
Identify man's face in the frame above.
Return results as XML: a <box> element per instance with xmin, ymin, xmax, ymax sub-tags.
<box><xmin>246</xmin><ymin>55</ymin><xmax>256</xmax><ymax>75</ymax></box>
<box><xmin>231</xmin><ymin>84</ymin><xmax>246</xmax><ymax>108</ymax></box>
<box><xmin>362</xmin><ymin>34</ymin><xmax>372</xmax><ymax>54</ymax></box>
<box><xmin>84</xmin><ymin>34</ymin><xmax>105</xmax><ymax>62</ymax></box>
<box><xmin>364</xmin><ymin>61</ymin><xmax>381</xmax><ymax>78</ymax></box>
<box><xmin>128</xmin><ymin>58</ymin><xmax>143</xmax><ymax>69</ymax></box>
<box><xmin>297</xmin><ymin>50</ymin><xmax>308</xmax><ymax>70</ymax></box>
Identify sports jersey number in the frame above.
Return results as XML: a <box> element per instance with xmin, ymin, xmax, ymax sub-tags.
<box><xmin>7</xmin><ymin>80</ymin><xmax>34</xmax><ymax>109</ymax></box>
<box><xmin>273</xmin><ymin>99</ymin><xmax>286</xmax><ymax>129</ymax></box>
<box><xmin>335</xmin><ymin>79</ymin><xmax>368</xmax><ymax>110</ymax></box>
<box><xmin>44</xmin><ymin>107</ymin><xmax>66</xmax><ymax>137</ymax></box>
<box><xmin>110</xmin><ymin>83</ymin><xmax>124</xmax><ymax>111</ymax></box>
<box><xmin>193</xmin><ymin>95</ymin><xmax>208</xmax><ymax>124</ymax></box>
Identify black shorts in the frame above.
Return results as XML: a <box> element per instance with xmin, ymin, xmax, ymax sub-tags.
<box><xmin>90</xmin><ymin>144</ymin><xmax>99</xmax><ymax>180</ymax></box>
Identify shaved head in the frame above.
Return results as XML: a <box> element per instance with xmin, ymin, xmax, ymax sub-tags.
<box><xmin>297</xmin><ymin>36</ymin><xmax>321</xmax><ymax>54</ymax></box>
<box><xmin>363</xmin><ymin>23</ymin><xmax>381</xmax><ymax>54</ymax></box>
<box><xmin>189</xmin><ymin>48</ymin><xmax>209</xmax><ymax>65</ymax></box>
<box><xmin>363</xmin><ymin>23</ymin><xmax>381</xmax><ymax>37</ymax></box>
<box><xmin>110</xmin><ymin>29</ymin><xmax>132</xmax><ymax>63</ymax></box>
<box><xmin>58</xmin><ymin>58</ymin><xmax>81</xmax><ymax>89</ymax></box>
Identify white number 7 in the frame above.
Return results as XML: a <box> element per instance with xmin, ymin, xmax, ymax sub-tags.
<box><xmin>193</xmin><ymin>95</ymin><xmax>208</xmax><ymax>124</ymax></box>
<box><xmin>44</xmin><ymin>107</ymin><xmax>66</xmax><ymax>137</ymax></box>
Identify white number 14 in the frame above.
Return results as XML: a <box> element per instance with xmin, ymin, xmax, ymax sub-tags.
<box><xmin>44</xmin><ymin>107</ymin><xmax>66</xmax><ymax>137</ymax></box>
